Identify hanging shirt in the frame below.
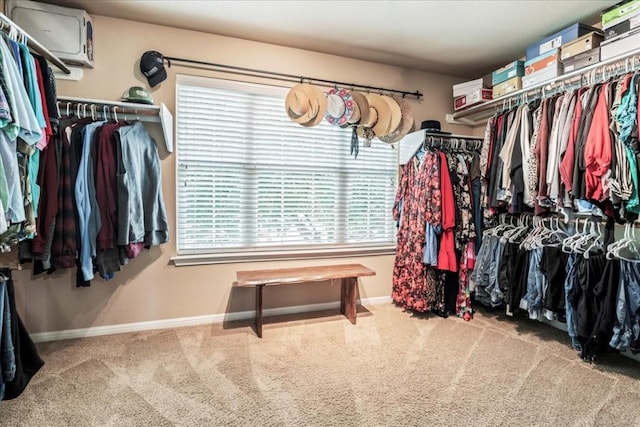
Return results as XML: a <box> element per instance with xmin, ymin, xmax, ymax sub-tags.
<box><xmin>437</xmin><ymin>151</ymin><xmax>457</xmax><ymax>272</ymax></box>
<box><xmin>116</xmin><ymin>121</ymin><xmax>169</xmax><ymax>246</ymax></box>
<box><xmin>584</xmin><ymin>83</ymin><xmax>612</xmax><ymax>202</ymax></box>
<box><xmin>548</xmin><ymin>92</ymin><xmax>575</xmax><ymax>204</ymax></box>
<box><xmin>0</xmin><ymin>35</ymin><xmax>41</xmax><ymax>144</ymax></box>
<box><xmin>75</xmin><ymin>121</ymin><xmax>106</xmax><ymax>281</ymax></box>
<box><xmin>499</xmin><ymin>104</ymin><xmax>525</xmax><ymax>203</ymax></box>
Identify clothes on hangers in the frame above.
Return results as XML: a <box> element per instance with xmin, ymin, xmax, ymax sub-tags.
<box><xmin>0</xmin><ymin>26</ymin><xmax>171</xmax><ymax>398</ymax></box>
<box><xmin>392</xmin><ymin>138</ymin><xmax>481</xmax><ymax>319</ymax></box>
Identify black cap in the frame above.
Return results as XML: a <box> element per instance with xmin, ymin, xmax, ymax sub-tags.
<box><xmin>140</xmin><ymin>50</ymin><xmax>167</xmax><ymax>87</ymax></box>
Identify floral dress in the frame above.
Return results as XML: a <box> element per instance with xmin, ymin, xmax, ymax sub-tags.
<box><xmin>392</xmin><ymin>152</ymin><xmax>442</xmax><ymax>312</ymax></box>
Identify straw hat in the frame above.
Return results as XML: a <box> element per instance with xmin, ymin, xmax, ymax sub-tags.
<box><xmin>366</xmin><ymin>93</ymin><xmax>391</xmax><ymax>137</ymax></box>
<box><xmin>381</xmin><ymin>95</ymin><xmax>402</xmax><ymax>136</ymax></box>
<box><xmin>379</xmin><ymin>97</ymin><xmax>414</xmax><ymax>144</ymax></box>
<box><xmin>285</xmin><ymin>83</ymin><xmax>327</xmax><ymax>127</ymax></box>
<box><xmin>349</xmin><ymin>91</ymin><xmax>370</xmax><ymax>126</ymax></box>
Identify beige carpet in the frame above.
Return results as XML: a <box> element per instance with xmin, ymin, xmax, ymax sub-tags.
<box><xmin>1</xmin><ymin>303</ymin><xmax>640</xmax><ymax>426</ymax></box>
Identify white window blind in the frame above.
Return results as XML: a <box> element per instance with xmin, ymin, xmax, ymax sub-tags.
<box><xmin>175</xmin><ymin>75</ymin><xmax>398</xmax><ymax>260</ymax></box>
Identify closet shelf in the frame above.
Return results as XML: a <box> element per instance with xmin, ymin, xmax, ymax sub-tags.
<box><xmin>57</xmin><ymin>95</ymin><xmax>174</xmax><ymax>153</ymax></box>
<box><xmin>447</xmin><ymin>45</ymin><xmax>640</xmax><ymax>127</ymax></box>
<box><xmin>0</xmin><ymin>13</ymin><xmax>70</xmax><ymax>74</ymax></box>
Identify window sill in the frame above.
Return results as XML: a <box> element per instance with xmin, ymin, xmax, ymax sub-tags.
<box><xmin>171</xmin><ymin>246</ymin><xmax>396</xmax><ymax>266</ymax></box>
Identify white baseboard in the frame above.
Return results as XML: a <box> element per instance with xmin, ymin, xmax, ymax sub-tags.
<box><xmin>30</xmin><ymin>296</ymin><xmax>392</xmax><ymax>343</ymax></box>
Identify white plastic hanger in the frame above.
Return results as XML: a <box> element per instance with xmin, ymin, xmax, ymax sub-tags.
<box><xmin>612</xmin><ymin>224</ymin><xmax>640</xmax><ymax>261</ymax></box>
<box><xmin>562</xmin><ymin>218</ymin><xmax>584</xmax><ymax>253</ymax></box>
<box><xmin>607</xmin><ymin>223</ymin><xmax>630</xmax><ymax>260</ymax></box>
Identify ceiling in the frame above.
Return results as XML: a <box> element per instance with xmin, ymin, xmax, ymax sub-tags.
<box><xmin>41</xmin><ymin>0</ymin><xmax>617</xmax><ymax>78</ymax></box>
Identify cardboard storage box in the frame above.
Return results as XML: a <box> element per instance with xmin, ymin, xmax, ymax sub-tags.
<box><xmin>491</xmin><ymin>60</ymin><xmax>525</xmax><ymax>85</ymax></box>
<box><xmin>522</xmin><ymin>64</ymin><xmax>563</xmax><ymax>89</ymax></box>
<box><xmin>560</xmin><ymin>32</ymin><xmax>603</xmax><ymax>60</ymax></box>
<box><xmin>604</xmin><ymin>11</ymin><xmax>640</xmax><ymax>39</ymax></box>
<box><xmin>492</xmin><ymin>76</ymin><xmax>523</xmax><ymax>98</ymax></box>
<box><xmin>454</xmin><ymin>89</ymin><xmax>492</xmax><ymax>111</ymax></box>
<box><xmin>601</xmin><ymin>28</ymin><xmax>640</xmax><ymax>60</ymax></box>
<box><xmin>602</xmin><ymin>0</ymin><xmax>640</xmax><ymax>29</ymax></box>
<box><xmin>452</xmin><ymin>77</ymin><xmax>490</xmax><ymax>97</ymax></box>
<box><xmin>562</xmin><ymin>47</ymin><xmax>600</xmax><ymax>73</ymax></box>
<box><xmin>524</xmin><ymin>49</ymin><xmax>559</xmax><ymax>75</ymax></box>
<box><xmin>526</xmin><ymin>23</ymin><xmax>598</xmax><ymax>60</ymax></box>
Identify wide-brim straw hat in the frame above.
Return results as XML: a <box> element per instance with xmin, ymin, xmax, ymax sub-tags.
<box><xmin>380</xmin><ymin>95</ymin><xmax>402</xmax><ymax>136</ymax></box>
<box><xmin>366</xmin><ymin>93</ymin><xmax>391</xmax><ymax>137</ymax></box>
<box><xmin>349</xmin><ymin>91</ymin><xmax>370</xmax><ymax>126</ymax></box>
<box><xmin>379</xmin><ymin>97</ymin><xmax>414</xmax><ymax>144</ymax></box>
<box><xmin>285</xmin><ymin>83</ymin><xmax>327</xmax><ymax>127</ymax></box>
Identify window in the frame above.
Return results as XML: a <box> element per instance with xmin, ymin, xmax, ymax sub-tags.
<box><xmin>174</xmin><ymin>75</ymin><xmax>398</xmax><ymax>264</ymax></box>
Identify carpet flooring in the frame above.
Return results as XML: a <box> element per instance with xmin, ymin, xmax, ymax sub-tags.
<box><xmin>1</xmin><ymin>303</ymin><xmax>640</xmax><ymax>426</ymax></box>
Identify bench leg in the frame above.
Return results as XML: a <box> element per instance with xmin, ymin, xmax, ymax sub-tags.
<box><xmin>340</xmin><ymin>277</ymin><xmax>358</xmax><ymax>325</ymax></box>
<box><xmin>255</xmin><ymin>285</ymin><xmax>264</xmax><ymax>338</ymax></box>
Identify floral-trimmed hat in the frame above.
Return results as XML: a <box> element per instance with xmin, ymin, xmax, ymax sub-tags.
<box><xmin>325</xmin><ymin>87</ymin><xmax>355</xmax><ymax>126</ymax></box>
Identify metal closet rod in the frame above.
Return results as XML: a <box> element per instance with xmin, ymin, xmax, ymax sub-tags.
<box><xmin>163</xmin><ymin>55</ymin><xmax>423</xmax><ymax>99</ymax></box>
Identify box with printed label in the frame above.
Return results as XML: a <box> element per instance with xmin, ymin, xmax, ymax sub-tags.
<box><xmin>492</xmin><ymin>77</ymin><xmax>523</xmax><ymax>98</ymax></box>
<box><xmin>601</xmin><ymin>28</ymin><xmax>640</xmax><ymax>60</ymax></box>
<box><xmin>562</xmin><ymin>47</ymin><xmax>600</xmax><ymax>73</ymax></box>
<box><xmin>453</xmin><ymin>89</ymin><xmax>492</xmax><ymax>111</ymax></box>
<box><xmin>524</xmin><ymin>49</ymin><xmax>559</xmax><ymax>75</ymax></box>
<box><xmin>452</xmin><ymin>77</ymin><xmax>490</xmax><ymax>97</ymax></box>
<box><xmin>604</xmin><ymin>11</ymin><xmax>640</xmax><ymax>39</ymax></box>
<box><xmin>522</xmin><ymin>64</ymin><xmax>563</xmax><ymax>89</ymax></box>
<box><xmin>602</xmin><ymin>0</ymin><xmax>640</xmax><ymax>29</ymax></box>
<box><xmin>526</xmin><ymin>23</ymin><xmax>598</xmax><ymax>60</ymax></box>
<box><xmin>560</xmin><ymin>32</ymin><xmax>603</xmax><ymax>60</ymax></box>
<box><xmin>491</xmin><ymin>60</ymin><xmax>525</xmax><ymax>85</ymax></box>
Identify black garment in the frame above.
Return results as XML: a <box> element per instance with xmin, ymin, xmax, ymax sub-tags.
<box><xmin>588</xmin><ymin>259</ymin><xmax>621</xmax><ymax>357</ymax></box>
<box><xmin>542</xmin><ymin>247</ymin><xmax>568</xmax><ymax>316</ymax></box>
<box><xmin>444</xmin><ymin>271</ymin><xmax>459</xmax><ymax>316</ymax></box>
<box><xmin>33</xmin><ymin>55</ymin><xmax>59</xmax><ymax>122</ymax></box>
<box><xmin>2</xmin><ymin>271</ymin><xmax>44</xmax><ymax>400</ymax></box>
<box><xmin>489</xmin><ymin>110</ymin><xmax>514</xmax><ymax>209</ymax></box>
<box><xmin>574</xmin><ymin>254</ymin><xmax>607</xmax><ymax>345</ymax></box>
<box><xmin>504</xmin><ymin>243</ymin><xmax>530</xmax><ymax>316</ymax></box>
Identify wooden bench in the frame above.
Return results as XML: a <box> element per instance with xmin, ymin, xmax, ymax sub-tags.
<box><xmin>235</xmin><ymin>263</ymin><xmax>376</xmax><ymax>338</ymax></box>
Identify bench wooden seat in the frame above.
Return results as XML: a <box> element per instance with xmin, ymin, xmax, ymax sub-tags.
<box><xmin>235</xmin><ymin>263</ymin><xmax>376</xmax><ymax>338</ymax></box>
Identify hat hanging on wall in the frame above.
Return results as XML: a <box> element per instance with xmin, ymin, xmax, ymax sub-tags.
<box><xmin>285</xmin><ymin>83</ymin><xmax>327</xmax><ymax>127</ymax></box>
<box><xmin>349</xmin><ymin>91</ymin><xmax>369</xmax><ymax>126</ymax></box>
<box><xmin>379</xmin><ymin>97</ymin><xmax>414</xmax><ymax>144</ymax></box>
<box><xmin>380</xmin><ymin>95</ymin><xmax>402</xmax><ymax>137</ymax></box>
<box><xmin>140</xmin><ymin>50</ymin><xmax>168</xmax><ymax>87</ymax></box>
<box><xmin>325</xmin><ymin>87</ymin><xmax>355</xmax><ymax>126</ymax></box>
<box><xmin>366</xmin><ymin>93</ymin><xmax>392</xmax><ymax>137</ymax></box>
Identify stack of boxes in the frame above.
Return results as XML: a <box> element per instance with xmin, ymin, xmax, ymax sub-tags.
<box><xmin>451</xmin><ymin>1</ymin><xmax>640</xmax><ymax>112</ymax></box>
<box><xmin>560</xmin><ymin>32</ymin><xmax>603</xmax><ymax>73</ymax></box>
<box><xmin>522</xmin><ymin>23</ymin><xmax>598</xmax><ymax>88</ymax></box>
<box><xmin>601</xmin><ymin>0</ymin><xmax>640</xmax><ymax>60</ymax></box>
<box><xmin>492</xmin><ymin>60</ymin><xmax>524</xmax><ymax>98</ymax></box>
<box><xmin>452</xmin><ymin>76</ymin><xmax>492</xmax><ymax>111</ymax></box>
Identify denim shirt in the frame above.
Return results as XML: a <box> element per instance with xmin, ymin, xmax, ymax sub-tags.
<box><xmin>0</xmin><ymin>279</ymin><xmax>16</xmax><ymax>399</ymax></box>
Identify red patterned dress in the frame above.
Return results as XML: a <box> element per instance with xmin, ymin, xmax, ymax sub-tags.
<box><xmin>392</xmin><ymin>152</ymin><xmax>441</xmax><ymax>312</ymax></box>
